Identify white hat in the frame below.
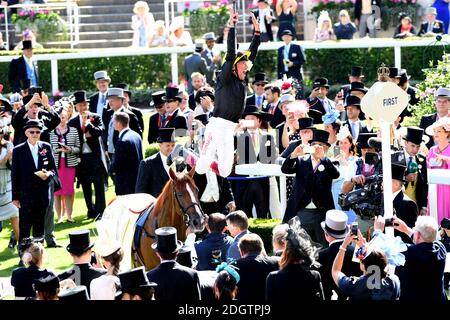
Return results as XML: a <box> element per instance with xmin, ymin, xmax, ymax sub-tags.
<box><xmin>94</xmin><ymin>238</ymin><xmax>122</xmax><ymax>257</ymax></box>
<box><xmin>425</xmin><ymin>7</ymin><xmax>437</xmax><ymax>15</ymax></box>
<box><xmin>170</xmin><ymin>16</ymin><xmax>185</xmax><ymax>33</ymax></box>
<box><xmin>280</xmin><ymin>94</ymin><xmax>295</xmax><ymax>104</ymax></box>
<box><xmin>320</xmin><ymin>209</ymin><xmax>349</xmax><ymax>239</ymax></box>
<box><xmin>425</xmin><ymin>116</ymin><xmax>450</xmax><ymax>136</ymax></box>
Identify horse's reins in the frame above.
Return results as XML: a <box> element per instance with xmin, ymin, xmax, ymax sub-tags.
<box><xmin>171</xmin><ymin>181</ymin><xmax>204</xmax><ymax>227</ymax></box>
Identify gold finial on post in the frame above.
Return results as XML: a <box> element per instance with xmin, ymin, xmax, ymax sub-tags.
<box><xmin>377</xmin><ymin>63</ymin><xmax>390</xmax><ymax>82</ymax></box>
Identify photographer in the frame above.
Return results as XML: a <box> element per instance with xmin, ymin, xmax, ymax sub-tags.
<box><xmin>281</xmin><ymin>129</ymin><xmax>339</xmax><ymax>245</ymax></box>
<box><xmin>193</xmin><ymin>87</ymin><xmax>215</xmax><ymax>117</ymax></box>
<box><xmin>11</xmin><ymin>91</ymin><xmax>61</xmax><ymax>146</ymax></box>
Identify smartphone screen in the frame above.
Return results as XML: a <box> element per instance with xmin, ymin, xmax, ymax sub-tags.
<box><xmin>334</xmin><ymin>145</ymin><xmax>340</xmax><ymax>156</ymax></box>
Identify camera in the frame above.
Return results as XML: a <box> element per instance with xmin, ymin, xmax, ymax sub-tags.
<box><xmin>351</xmin><ymin>222</ymin><xmax>358</xmax><ymax>236</ymax></box>
<box><xmin>385</xmin><ymin>217</ymin><xmax>394</xmax><ymax>227</ymax></box>
<box><xmin>29</xmin><ymin>86</ymin><xmax>42</xmax><ymax>98</ymax></box>
<box><xmin>303</xmin><ymin>145</ymin><xmax>315</xmax><ymax>154</ymax></box>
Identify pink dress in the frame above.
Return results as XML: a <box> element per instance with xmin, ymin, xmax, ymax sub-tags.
<box><xmin>426</xmin><ymin>144</ymin><xmax>450</xmax><ymax>223</ymax></box>
<box><xmin>54</xmin><ymin>135</ymin><xmax>76</xmax><ymax>196</ymax></box>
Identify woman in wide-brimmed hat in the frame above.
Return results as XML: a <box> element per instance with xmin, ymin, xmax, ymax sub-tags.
<box><xmin>131</xmin><ymin>1</ymin><xmax>155</xmax><ymax>47</ymax></box>
<box><xmin>314</xmin><ymin>11</ymin><xmax>336</xmax><ymax>41</ymax></box>
<box><xmin>168</xmin><ymin>16</ymin><xmax>193</xmax><ymax>47</ymax></box>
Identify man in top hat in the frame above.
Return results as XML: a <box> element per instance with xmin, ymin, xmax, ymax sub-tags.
<box><xmin>8</xmin><ymin>40</ymin><xmax>38</xmax><ymax>93</ymax></box>
<box><xmin>117</xmin><ymin>267</ymin><xmax>157</xmax><ymax>300</ymax></box>
<box><xmin>160</xmin><ymin>86</ymin><xmax>188</xmax><ymax>134</ymax></box>
<box><xmin>280</xmin><ymin>117</ymin><xmax>316</xmax><ymax>159</ymax></box>
<box><xmin>68</xmin><ymin>90</ymin><xmax>107</xmax><ymax>220</ymax></box>
<box><xmin>58</xmin><ymin>286</ymin><xmax>90</xmax><ymax>301</ymax></box>
<box><xmin>147</xmin><ymin>91</ymin><xmax>167</xmax><ymax>144</ymax></box>
<box><xmin>34</xmin><ymin>274</ymin><xmax>60</xmax><ymax>300</ymax></box>
<box><xmin>317</xmin><ymin>209</ymin><xmax>362</xmax><ymax>300</ymax></box>
<box><xmin>11</xmin><ymin>119</ymin><xmax>58</xmax><ymax>245</ymax></box>
<box><xmin>89</xmin><ymin>70</ymin><xmax>111</xmax><ymax>122</ymax></box>
<box><xmin>110</xmin><ymin>112</ymin><xmax>143</xmax><ymax>196</ymax></box>
<box><xmin>281</xmin><ymin>129</ymin><xmax>339</xmax><ymax>245</ymax></box>
<box><xmin>277</xmin><ymin>29</ymin><xmax>305</xmax><ymax>84</ymax></box>
<box><xmin>398</xmin><ymin>69</ymin><xmax>418</xmax><ymax>114</ymax></box>
<box><xmin>103</xmin><ymin>87</ymin><xmax>142</xmax><ymax>162</ymax></box>
<box><xmin>343</xmin><ymin>95</ymin><xmax>371</xmax><ymax>143</ymax></box>
<box><xmin>307</xmin><ymin>78</ymin><xmax>336</xmax><ymax>125</ymax></box>
<box><xmin>58</xmin><ymin>230</ymin><xmax>107</xmax><ymax>295</ymax></box>
<box><xmin>169</xmin><ymin>10</ymin><xmax>261</xmax><ymax>179</ymax></box>
<box><xmin>202</xmin><ymin>32</ymin><xmax>222</xmax><ymax>86</ymax></box>
<box><xmin>392</xmin><ymin>127</ymin><xmax>429</xmax><ymax>216</ymax></box>
<box><xmin>246</xmin><ymin>72</ymin><xmax>268</xmax><ymax>111</ymax></box>
<box><xmin>419</xmin><ymin>87</ymin><xmax>450</xmax><ymax>149</ymax></box>
<box><xmin>135</xmin><ymin>128</ymin><xmax>175</xmax><ymax>197</ymax></box>
<box><xmin>249</xmin><ymin>0</ymin><xmax>276</xmax><ymax>42</ymax></box>
<box><xmin>232</xmin><ymin>103</ymin><xmax>278</xmax><ymax>219</ymax></box>
<box><xmin>146</xmin><ymin>227</ymin><xmax>201</xmax><ymax>301</ymax></box>
<box><xmin>11</xmin><ymin>91</ymin><xmax>61</xmax><ymax>146</ymax></box>
<box><xmin>115</xmin><ymin>83</ymin><xmax>144</xmax><ymax>132</ymax></box>
<box><xmin>184</xmin><ymin>40</ymin><xmax>213</xmax><ymax>94</ymax></box>
<box><xmin>418</xmin><ymin>7</ymin><xmax>445</xmax><ymax>36</ymax></box>
<box><xmin>389</xmin><ymin>163</ymin><xmax>419</xmax><ymax>244</ymax></box>
<box><xmin>338</xmin><ymin>66</ymin><xmax>365</xmax><ymax>102</ymax></box>
<box><xmin>388</xmin><ymin>67</ymin><xmax>401</xmax><ymax>84</ymax></box>
<box><xmin>333</xmin><ymin>9</ymin><xmax>357</xmax><ymax>40</ymax></box>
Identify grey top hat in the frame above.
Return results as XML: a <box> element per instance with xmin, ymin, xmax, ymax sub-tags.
<box><xmin>203</xmin><ymin>32</ymin><xmax>216</xmax><ymax>41</ymax></box>
<box><xmin>435</xmin><ymin>87</ymin><xmax>450</xmax><ymax>99</ymax></box>
<box><xmin>106</xmin><ymin>88</ymin><xmax>125</xmax><ymax>99</ymax></box>
<box><xmin>94</xmin><ymin>70</ymin><xmax>111</xmax><ymax>82</ymax></box>
<box><xmin>194</xmin><ymin>39</ymin><xmax>205</xmax><ymax>52</ymax></box>
<box><xmin>320</xmin><ymin>209</ymin><xmax>349</xmax><ymax>239</ymax></box>
<box><xmin>425</xmin><ymin>6</ymin><xmax>437</xmax><ymax>15</ymax></box>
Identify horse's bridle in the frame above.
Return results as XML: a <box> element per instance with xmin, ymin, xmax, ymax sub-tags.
<box><xmin>171</xmin><ymin>181</ymin><xmax>204</xmax><ymax>227</ymax></box>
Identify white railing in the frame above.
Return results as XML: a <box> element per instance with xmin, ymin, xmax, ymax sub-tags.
<box><xmin>0</xmin><ymin>1</ymin><xmax>80</xmax><ymax>49</ymax></box>
<box><xmin>0</xmin><ymin>36</ymin><xmax>446</xmax><ymax>94</ymax></box>
<box><xmin>427</xmin><ymin>169</ymin><xmax>450</xmax><ymax>221</ymax></box>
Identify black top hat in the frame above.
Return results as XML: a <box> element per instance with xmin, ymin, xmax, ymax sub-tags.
<box><xmin>117</xmin><ymin>267</ymin><xmax>157</xmax><ymax>296</ymax></box>
<box><xmin>349</xmin><ymin>82</ymin><xmax>368</xmax><ymax>94</ymax></box>
<box><xmin>72</xmin><ymin>91</ymin><xmax>90</xmax><ymax>105</ymax></box>
<box><xmin>281</xmin><ymin>29</ymin><xmax>294</xmax><ymax>37</ymax></box>
<box><xmin>0</xmin><ymin>95</ymin><xmax>11</xmax><ymax>111</ymax></box>
<box><xmin>389</xmin><ymin>67</ymin><xmax>401</xmax><ymax>78</ymax></box>
<box><xmin>162</xmin><ymin>87</ymin><xmax>183</xmax><ymax>102</ymax></box>
<box><xmin>20</xmin><ymin>78</ymin><xmax>31</xmax><ymax>90</ymax></box>
<box><xmin>23</xmin><ymin>119</ymin><xmax>44</xmax><ymax>131</ymax></box>
<box><xmin>66</xmin><ymin>230</ymin><xmax>94</xmax><ymax>255</ymax></box>
<box><xmin>298</xmin><ymin>117</ymin><xmax>315</xmax><ymax>130</ymax></box>
<box><xmin>403</xmin><ymin>126</ymin><xmax>426</xmax><ymax>145</ymax></box>
<box><xmin>345</xmin><ymin>95</ymin><xmax>361</xmax><ymax>108</ymax></box>
<box><xmin>252</xmin><ymin>72</ymin><xmax>269</xmax><ymax>85</ymax></box>
<box><xmin>195</xmin><ymin>89</ymin><xmax>215</xmax><ymax>104</ymax></box>
<box><xmin>194</xmin><ymin>114</ymin><xmax>210</xmax><ymax>126</ymax></box>
<box><xmin>151</xmin><ymin>227</ymin><xmax>183</xmax><ymax>253</ymax></box>
<box><xmin>242</xmin><ymin>104</ymin><xmax>261</xmax><ymax>118</ymax></box>
<box><xmin>392</xmin><ymin>163</ymin><xmax>407</xmax><ymax>182</ymax></box>
<box><xmin>157</xmin><ymin>127</ymin><xmax>176</xmax><ymax>143</ymax></box>
<box><xmin>176</xmin><ymin>245</ymin><xmax>194</xmax><ymax>268</ymax></box>
<box><xmin>357</xmin><ymin>133</ymin><xmax>377</xmax><ymax>149</ymax></box>
<box><xmin>22</xmin><ymin>40</ymin><xmax>33</xmax><ymax>50</ymax></box>
<box><xmin>115</xmin><ymin>83</ymin><xmax>131</xmax><ymax>97</ymax></box>
<box><xmin>398</xmin><ymin>69</ymin><xmax>411</xmax><ymax>85</ymax></box>
<box><xmin>308</xmin><ymin>129</ymin><xmax>330</xmax><ymax>147</ymax></box>
<box><xmin>349</xmin><ymin>66</ymin><xmax>364</xmax><ymax>78</ymax></box>
<box><xmin>150</xmin><ymin>90</ymin><xmax>166</xmax><ymax>108</ymax></box>
<box><xmin>33</xmin><ymin>275</ymin><xmax>60</xmax><ymax>292</ymax></box>
<box><xmin>58</xmin><ymin>286</ymin><xmax>89</xmax><ymax>301</ymax></box>
<box><xmin>313</xmin><ymin>77</ymin><xmax>329</xmax><ymax>89</ymax></box>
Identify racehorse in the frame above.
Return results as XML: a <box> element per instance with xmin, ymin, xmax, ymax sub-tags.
<box><xmin>133</xmin><ymin>166</ymin><xmax>206</xmax><ymax>270</ymax></box>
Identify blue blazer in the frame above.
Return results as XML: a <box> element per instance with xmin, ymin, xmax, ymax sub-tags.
<box><xmin>11</xmin><ymin>140</ymin><xmax>57</xmax><ymax>207</ymax></box>
<box><xmin>111</xmin><ymin>128</ymin><xmax>143</xmax><ymax>195</ymax></box>
<box><xmin>277</xmin><ymin>43</ymin><xmax>305</xmax><ymax>81</ymax></box>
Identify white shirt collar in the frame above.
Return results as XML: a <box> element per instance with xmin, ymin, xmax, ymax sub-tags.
<box><xmin>27</xmin><ymin>140</ymin><xmax>38</xmax><ymax>150</ymax></box>
<box><xmin>329</xmin><ymin>239</ymin><xmax>344</xmax><ymax>246</ymax></box>
<box><xmin>404</xmin><ymin>150</ymin><xmax>416</xmax><ymax>163</ymax></box>
<box><xmin>393</xmin><ymin>189</ymin><xmax>402</xmax><ymax>199</ymax></box>
<box><xmin>349</xmin><ymin>119</ymin><xmax>360</xmax><ymax>125</ymax></box>
<box><xmin>119</xmin><ymin>127</ymin><xmax>129</xmax><ymax>140</ymax></box>
<box><xmin>160</xmin><ymin>260</ymin><xmax>177</xmax><ymax>264</ymax></box>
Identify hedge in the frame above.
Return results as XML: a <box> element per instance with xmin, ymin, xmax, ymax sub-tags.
<box><xmin>248</xmin><ymin>218</ymin><xmax>282</xmax><ymax>255</ymax></box>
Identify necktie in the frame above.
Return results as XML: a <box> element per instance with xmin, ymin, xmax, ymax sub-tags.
<box><xmin>159</xmin><ymin>114</ymin><xmax>165</xmax><ymax>128</ymax></box>
<box><xmin>408</xmin><ymin>156</ymin><xmax>413</xmax><ymax>166</ymax></box>
<box><xmin>427</xmin><ymin>22</ymin><xmax>433</xmax><ymax>33</ymax></box>
<box><xmin>100</xmin><ymin>94</ymin><xmax>106</xmax><ymax>106</ymax></box>
<box><xmin>351</xmin><ymin>122</ymin><xmax>357</xmax><ymax>139</ymax></box>
<box><xmin>256</xmin><ymin>96</ymin><xmax>262</xmax><ymax>109</ymax></box>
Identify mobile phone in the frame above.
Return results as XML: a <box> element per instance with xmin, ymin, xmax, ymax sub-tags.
<box><xmin>58</xmin><ymin>142</ymin><xmax>69</xmax><ymax>149</ymax></box>
<box><xmin>334</xmin><ymin>145</ymin><xmax>341</xmax><ymax>156</ymax></box>
<box><xmin>90</xmin><ymin>251</ymin><xmax>97</xmax><ymax>265</ymax></box>
<box><xmin>385</xmin><ymin>218</ymin><xmax>394</xmax><ymax>227</ymax></box>
<box><xmin>241</xmin><ymin>119</ymin><xmax>255</xmax><ymax>127</ymax></box>
<box><xmin>351</xmin><ymin>222</ymin><xmax>358</xmax><ymax>237</ymax></box>
<box><xmin>303</xmin><ymin>145</ymin><xmax>315</xmax><ymax>154</ymax></box>
<box><xmin>29</xmin><ymin>86</ymin><xmax>42</xmax><ymax>98</ymax></box>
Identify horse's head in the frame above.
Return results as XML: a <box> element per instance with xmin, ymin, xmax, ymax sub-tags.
<box><xmin>169</xmin><ymin>167</ymin><xmax>206</xmax><ymax>232</ymax></box>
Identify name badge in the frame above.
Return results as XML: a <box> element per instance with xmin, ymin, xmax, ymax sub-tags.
<box><xmin>292</xmin><ymin>53</ymin><xmax>297</xmax><ymax>58</ymax></box>
<box><xmin>44</xmin><ymin>161</ymin><xmax>49</xmax><ymax>165</ymax></box>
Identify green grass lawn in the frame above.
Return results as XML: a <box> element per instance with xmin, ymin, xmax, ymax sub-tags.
<box><xmin>0</xmin><ymin>111</ymin><xmax>153</xmax><ymax>277</ymax></box>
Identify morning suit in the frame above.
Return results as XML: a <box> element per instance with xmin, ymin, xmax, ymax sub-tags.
<box><xmin>147</xmin><ymin>112</ymin><xmax>164</xmax><ymax>144</ymax></box>
<box><xmin>8</xmin><ymin>56</ymin><xmax>38</xmax><ymax>93</ymax></box>
<box><xmin>128</xmin><ymin>105</ymin><xmax>144</xmax><ymax>133</ymax></box>
<box><xmin>110</xmin><ymin>128</ymin><xmax>143</xmax><ymax>195</ymax></box>
<box><xmin>135</xmin><ymin>152</ymin><xmax>169</xmax><ymax>197</ymax></box>
<box><xmin>89</xmin><ymin>92</ymin><xmax>110</xmax><ymax>124</ymax></box>
<box><xmin>235</xmin><ymin>253</ymin><xmax>279</xmax><ymax>301</ymax></box>
<box><xmin>393</xmin><ymin>191</ymin><xmax>418</xmax><ymax>244</ymax></box>
<box><xmin>277</xmin><ymin>42</ymin><xmax>305</xmax><ymax>82</ymax></box>
<box><xmin>11</xmin><ymin>141</ymin><xmax>57</xmax><ymax>242</ymax></box>
<box><xmin>11</xmin><ymin>265</ymin><xmax>55</xmax><ymax>298</ymax></box>
<box><xmin>317</xmin><ymin>240</ymin><xmax>362</xmax><ymax>300</ymax></box>
<box><xmin>103</xmin><ymin>106</ymin><xmax>142</xmax><ymax>152</ymax></box>
<box><xmin>194</xmin><ymin>173</ymin><xmax>234</xmax><ymax>215</ymax></box>
<box><xmin>266</xmin><ymin>264</ymin><xmax>324</xmax><ymax>301</ymax></box>
<box><xmin>201</xmin><ymin>48</ymin><xmax>220</xmax><ymax>86</ymax></box>
<box><xmin>58</xmin><ymin>263</ymin><xmax>107</xmax><ymax>296</ymax></box>
<box><xmin>184</xmin><ymin>52</ymin><xmax>212</xmax><ymax>94</ymax></box>
<box><xmin>418</xmin><ymin>20</ymin><xmax>445</xmax><ymax>36</ymax></box>
<box><xmin>419</xmin><ymin>113</ymin><xmax>438</xmax><ymax>149</ymax></box>
<box><xmin>163</xmin><ymin>109</ymin><xmax>188</xmax><ymax>132</ymax></box>
<box><xmin>306</xmin><ymin>97</ymin><xmax>335</xmax><ymax>124</ymax></box>
<box><xmin>146</xmin><ymin>261</ymin><xmax>201</xmax><ymax>302</ymax></box>
<box><xmin>246</xmin><ymin>94</ymin><xmax>266</xmax><ymax>111</ymax></box>
<box><xmin>68</xmin><ymin>113</ymin><xmax>106</xmax><ymax>218</ymax></box>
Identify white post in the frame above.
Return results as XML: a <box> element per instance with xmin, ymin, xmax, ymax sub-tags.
<box><xmin>51</xmin><ymin>59</ymin><xmax>59</xmax><ymax>95</ymax></box>
<box><xmin>3</xmin><ymin>7</ymin><xmax>9</xmax><ymax>50</ymax></box>
<box><xmin>164</xmin><ymin>0</ymin><xmax>170</xmax><ymax>33</ymax></box>
<box><xmin>381</xmin><ymin>120</ymin><xmax>394</xmax><ymax>238</ymax></box>
<box><xmin>241</xmin><ymin>0</ymin><xmax>246</xmax><ymax>41</ymax></box>
<box><xmin>280</xmin><ymin>176</ymin><xmax>287</xmax><ymax>217</ymax></box>
<box><xmin>171</xmin><ymin>52</ymin><xmax>178</xmax><ymax>85</ymax></box>
<box><xmin>429</xmin><ymin>183</ymin><xmax>438</xmax><ymax>221</ymax></box>
<box><xmin>394</xmin><ymin>46</ymin><xmax>401</xmax><ymax>69</ymax></box>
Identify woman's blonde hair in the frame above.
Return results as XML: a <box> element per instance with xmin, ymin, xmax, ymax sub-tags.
<box><xmin>22</xmin><ymin>242</ymin><xmax>45</xmax><ymax>267</ymax></box>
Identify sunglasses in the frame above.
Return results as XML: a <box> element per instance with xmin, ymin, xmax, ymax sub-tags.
<box><xmin>255</xmin><ymin>83</ymin><xmax>265</xmax><ymax>87</ymax></box>
<box><xmin>28</xmin><ymin>130</ymin><xmax>41</xmax><ymax>135</ymax></box>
